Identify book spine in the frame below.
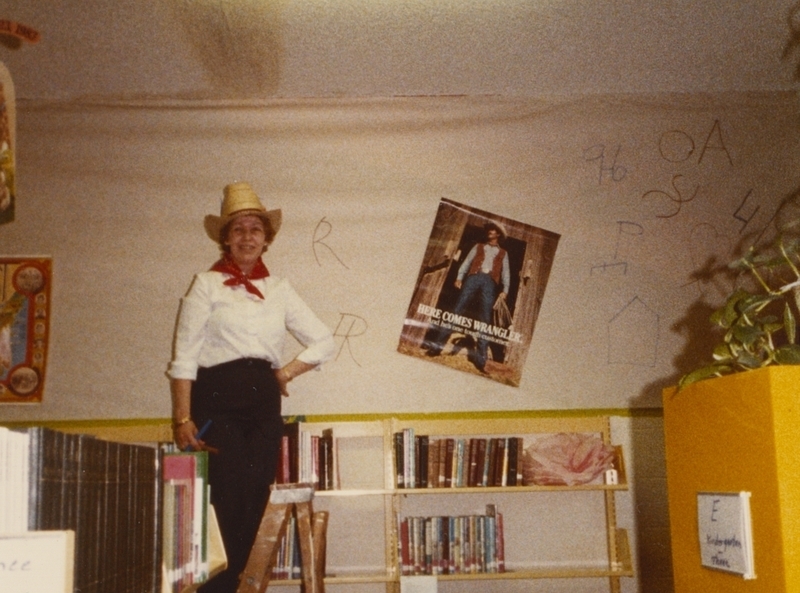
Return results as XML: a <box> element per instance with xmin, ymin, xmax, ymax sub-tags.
<box><xmin>26</xmin><ymin>426</ymin><xmax>42</xmax><ymax>530</ymax></box>
<box><xmin>427</xmin><ymin>439</ymin><xmax>438</xmax><ymax>489</ymax></box>
<box><xmin>496</xmin><ymin>511</ymin><xmax>505</xmax><ymax>573</ymax></box>
<box><xmin>393</xmin><ymin>432</ymin><xmax>404</xmax><ymax>488</ymax></box>
<box><xmin>455</xmin><ymin>439</ymin><xmax>465</xmax><ymax>488</ymax></box>
<box><xmin>399</xmin><ymin>516</ymin><xmax>411</xmax><ymax>575</ymax></box>
<box><xmin>443</xmin><ymin>438</ymin><xmax>455</xmax><ymax>488</ymax></box>
<box><xmin>500</xmin><ymin>437</ymin><xmax>509</xmax><ymax>487</ymax></box>
<box><xmin>424</xmin><ymin>517</ymin><xmax>433</xmax><ymax>574</ymax></box>
<box><xmin>418</xmin><ymin>435</ymin><xmax>429</xmax><ymax>488</ymax></box>
<box><xmin>278</xmin><ymin>435</ymin><xmax>290</xmax><ymax>484</ymax></box>
<box><xmin>506</xmin><ymin>436</ymin><xmax>519</xmax><ymax>486</ymax></box>
<box><xmin>475</xmin><ymin>438</ymin><xmax>487</xmax><ymax>487</ymax></box>
<box><xmin>467</xmin><ymin>438</ymin><xmax>479</xmax><ymax>487</ymax></box>
<box><xmin>437</xmin><ymin>437</ymin><xmax>447</xmax><ymax>488</ymax></box>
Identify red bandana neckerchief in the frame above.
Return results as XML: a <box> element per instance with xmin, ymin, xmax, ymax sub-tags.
<box><xmin>210</xmin><ymin>254</ymin><xmax>270</xmax><ymax>299</ymax></box>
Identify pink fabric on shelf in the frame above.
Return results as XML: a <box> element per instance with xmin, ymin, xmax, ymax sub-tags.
<box><xmin>522</xmin><ymin>433</ymin><xmax>615</xmax><ymax>486</ymax></box>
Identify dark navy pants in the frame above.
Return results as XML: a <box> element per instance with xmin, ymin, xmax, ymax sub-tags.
<box><xmin>426</xmin><ymin>272</ymin><xmax>497</xmax><ymax>369</ymax></box>
<box><xmin>191</xmin><ymin>358</ymin><xmax>283</xmax><ymax>593</ymax></box>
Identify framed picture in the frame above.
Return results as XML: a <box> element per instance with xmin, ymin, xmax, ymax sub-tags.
<box><xmin>399</xmin><ymin>199</ymin><xmax>560</xmax><ymax>386</ymax></box>
<box><xmin>0</xmin><ymin>257</ymin><xmax>52</xmax><ymax>403</ymax></box>
<box><xmin>0</xmin><ymin>61</ymin><xmax>15</xmax><ymax>226</ymax></box>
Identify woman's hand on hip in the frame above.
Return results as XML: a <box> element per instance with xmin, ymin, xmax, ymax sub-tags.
<box><xmin>275</xmin><ymin>367</ymin><xmax>292</xmax><ymax>397</ymax></box>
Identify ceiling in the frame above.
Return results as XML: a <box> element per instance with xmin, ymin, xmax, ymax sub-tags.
<box><xmin>1</xmin><ymin>0</ymin><xmax>799</xmax><ymax>103</ymax></box>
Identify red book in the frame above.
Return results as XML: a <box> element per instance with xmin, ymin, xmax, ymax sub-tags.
<box><xmin>496</xmin><ymin>512</ymin><xmax>505</xmax><ymax>573</ymax></box>
<box><xmin>399</xmin><ymin>517</ymin><xmax>411</xmax><ymax>575</ymax></box>
<box><xmin>163</xmin><ymin>453</ymin><xmax>195</xmax><ymax>481</ymax></box>
<box><xmin>278</xmin><ymin>435</ymin><xmax>290</xmax><ymax>484</ymax></box>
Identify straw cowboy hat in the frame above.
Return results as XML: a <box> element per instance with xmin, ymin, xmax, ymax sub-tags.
<box><xmin>204</xmin><ymin>182</ymin><xmax>282</xmax><ymax>245</ymax></box>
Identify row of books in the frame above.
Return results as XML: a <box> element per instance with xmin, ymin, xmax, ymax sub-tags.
<box><xmin>398</xmin><ymin>504</ymin><xmax>505</xmax><ymax>576</ymax></box>
<box><xmin>0</xmin><ymin>425</ymin><xmax>161</xmax><ymax>593</ymax></box>
<box><xmin>270</xmin><ymin>513</ymin><xmax>303</xmax><ymax>580</ymax></box>
<box><xmin>275</xmin><ymin>423</ymin><xmax>336</xmax><ymax>491</ymax></box>
<box><xmin>394</xmin><ymin>430</ymin><xmax>524</xmax><ymax>489</ymax></box>
<box><xmin>161</xmin><ymin>448</ymin><xmax>210</xmax><ymax>593</ymax></box>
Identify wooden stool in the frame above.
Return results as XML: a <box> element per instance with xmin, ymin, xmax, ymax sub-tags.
<box><xmin>237</xmin><ymin>484</ymin><xmax>328</xmax><ymax>593</ymax></box>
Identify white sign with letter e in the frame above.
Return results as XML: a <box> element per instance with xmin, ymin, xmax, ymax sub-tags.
<box><xmin>0</xmin><ymin>530</ymin><xmax>75</xmax><ymax>593</ymax></box>
<box><xmin>697</xmin><ymin>491</ymin><xmax>755</xmax><ymax>579</ymax></box>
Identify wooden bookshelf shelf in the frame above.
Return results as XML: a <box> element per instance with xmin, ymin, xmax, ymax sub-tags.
<box><xmin>395</xmin><ymin>483</ymin><xmax>629</xmax><ymax>493</ymax></box>
<box><xmin>277</xmin><ymin>416</ymin><xmax>633</xmax><ymax>593</ymax></box>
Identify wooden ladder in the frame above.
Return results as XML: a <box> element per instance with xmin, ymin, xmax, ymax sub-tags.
<box><xmin>237</xmin><ymin>484</ymin><xmax>328</xmax><ymax>593</ymax></box>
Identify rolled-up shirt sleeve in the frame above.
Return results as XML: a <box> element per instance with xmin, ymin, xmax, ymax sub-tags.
<box><xmin>168</xmin><ymin>275</ymin><xmax>212</xmax><ymax>380</ymax></box>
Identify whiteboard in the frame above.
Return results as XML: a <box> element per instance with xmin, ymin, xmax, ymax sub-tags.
<box><xmin>697</xmin><ymin>492</ymin><xmax>755</xmax><ymax>579</ymax></box>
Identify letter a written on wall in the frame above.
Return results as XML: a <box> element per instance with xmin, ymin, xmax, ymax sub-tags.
<box><xmin>399</xmin><ymin>198</ymin><xmax>560</xmax><ymax>387</ymax></box>
<box><xmin>0</xmin><ymin>257</ymin><xmax>52</xmax><ymax>403</ymax></box>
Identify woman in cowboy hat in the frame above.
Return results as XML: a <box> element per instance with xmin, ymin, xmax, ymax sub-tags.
<box><xmin>168</xmin><ymin>182</ymin><xmax>335</xmax><ymax>593</ymax></box>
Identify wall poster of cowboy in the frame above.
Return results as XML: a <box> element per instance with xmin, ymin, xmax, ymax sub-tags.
<box><xmin>398</xmin><ymin>199</ymin><xmax>560</xmax><ymax>387</ymax></box>
<box><xmin>0</xmin><ymin>257</ymin><xmax>51</xmax><ymax>403</ymax></box>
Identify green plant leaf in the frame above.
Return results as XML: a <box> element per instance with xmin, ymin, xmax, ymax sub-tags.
<box><xmin>678</xmin><ymin>365</ymin><xmax>731</xmax><ymax>390</ymax></box>
<box><xmin>736</xmin><ymin>351</ymin><xmax>763</xmax><ymax>369</ymax></box>
<box><xmin>711</xmin><ymin>343</ymin><xmax>734</xmax><ymax>362</ymax></box>
<box><xmin>712</xmin><ymin>289</ymin><xmax>751</xmax><ymax>329</ymax></box>
<box><xmin>731</xmin><ymin>324</ymin><xmax>763</xmax><ymax>347</ymax></box>
<box><xmin>774</xmin><ymin>345</ymin><xmax>800</xmax><ymax>364</ymax></box>
<box><xmin>785</xmin><ymin>303</ymin><xmax>797</xmax><ymax>344</ymax></box>
<box><xmin>739</xmin><ymin>294</ymin><xmax>778</xmax><ymax>315</ymax></box>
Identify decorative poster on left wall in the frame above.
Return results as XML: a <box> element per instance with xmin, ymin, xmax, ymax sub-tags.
<box><xmin>0</xmin><ymin>257</ymin><xmax>51</xmax><ymax>403</ymax></box>
<box><xmin>0</xmin><ymin>61</ymin><xmax>15</xmax><ymax>225</ymax></box>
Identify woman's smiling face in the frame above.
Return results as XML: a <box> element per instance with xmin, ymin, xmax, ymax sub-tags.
<box><xmin>224</xmin><ymin>214</ymin><xmax>267</xmax><ymax>272</ymax></box>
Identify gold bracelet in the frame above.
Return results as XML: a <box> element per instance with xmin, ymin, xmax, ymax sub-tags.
<box><xmin>172</xmin><ymin>416</ymin><xmax>192</xmax><ymax>429</ymax></box>
<box><xmin>282</xmin><ymin>367</ymin><xmax>293</xmax><ymax>382</ymax></box>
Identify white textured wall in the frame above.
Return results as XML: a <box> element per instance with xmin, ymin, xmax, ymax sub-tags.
<box><xmin>1</xmin><ymin>93</ymin><xmax>798</xmax><ymax>420</ymax></box>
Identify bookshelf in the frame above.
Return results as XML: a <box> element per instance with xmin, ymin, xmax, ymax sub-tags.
<box><xmin>270</xmin><ymin>416</ymin><xmax>633</xmax><ymax>593</ymax></box>
<box><xmin>7</xmin><ymin>415</ymin><xmax>632</xmax><ymax>593</ymax></box>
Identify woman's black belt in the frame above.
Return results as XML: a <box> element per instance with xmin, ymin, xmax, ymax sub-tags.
<box><xmin>200</xmin><ymin>357</ymin><xmax>273</xmax><ymax>374</ymax></box>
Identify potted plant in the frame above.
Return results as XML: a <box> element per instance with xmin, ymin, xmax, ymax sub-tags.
<box><xmin>678</xmin><ymin>211</ymin><xmax>800</xmax><ymax>389</ymax></box>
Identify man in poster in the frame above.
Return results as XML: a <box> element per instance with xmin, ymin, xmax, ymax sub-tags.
<box><xmin>424</xmin><ymin>221</ymin><xmax>510</xmax><ymax>372</ymax></box>
<box><xmin>399</xmin><ymin>198</ymin><xmax>559</xmax><ymax>386</ymax></box>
